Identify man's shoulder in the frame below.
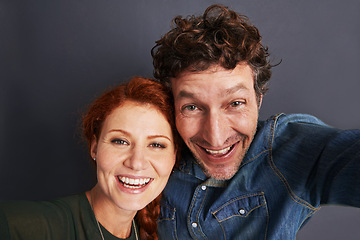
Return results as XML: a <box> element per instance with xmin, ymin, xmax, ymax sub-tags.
<box><xmin>251</xmin><ymin>113</ymin><xmax>334</xmax><ymax>152</ymax></box>
<box><xmin>258</xmin><ymin>113</ymin><xmax>331</xmax><ymax>137</ymax></box>
<box><xmin>260</xmin><ymin>113</ymin><xmax>327</xmax><ymax>128</ymax></box>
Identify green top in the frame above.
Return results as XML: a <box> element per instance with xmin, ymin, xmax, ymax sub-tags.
<box><xmin>0</xmin><ymin>193</ymin><xmax>138</xmax><ymax>240</ymax></box>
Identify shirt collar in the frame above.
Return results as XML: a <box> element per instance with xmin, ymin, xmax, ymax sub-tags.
<box><xmin>178</xmin><ymin>147</ymin><xmax>228</xmax><ymax>187</ymax></box>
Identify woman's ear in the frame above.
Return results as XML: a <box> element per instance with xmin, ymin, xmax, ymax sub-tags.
<box><xmin>90</xmin><ymin>136</ymin><xmax>98</xmax><ymax>159</ymax></box>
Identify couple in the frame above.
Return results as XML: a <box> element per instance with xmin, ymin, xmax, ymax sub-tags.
<box><xmin>1</xmin><ymin>4</ymin><xmax>360</xmax><ymax>240</ymax></box>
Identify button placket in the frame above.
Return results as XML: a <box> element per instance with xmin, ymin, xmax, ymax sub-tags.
<box><xmin>188</xmin><ymin>184</ymin><xmax>208</xmax><ymax>239</ymax></box>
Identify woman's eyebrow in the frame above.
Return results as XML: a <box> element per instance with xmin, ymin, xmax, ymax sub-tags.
<box><xmin>148</xmin><ymin>135</ymin><xmax>172</xmax><ymax>142</ymax></box>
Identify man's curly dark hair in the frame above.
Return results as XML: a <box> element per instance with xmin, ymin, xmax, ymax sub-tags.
<box><xmin>151</xmin><ymin>4</ymin><xmax>274</xmax><ymax>102</ymax></box>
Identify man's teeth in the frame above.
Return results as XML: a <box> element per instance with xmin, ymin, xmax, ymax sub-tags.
<box><xmin>119</xmin><ymin>177</ymin><xmax>151</xmax><ymax>188</ymax></box>
<box><xmin>206</xmin><ymin>146</ymin><xmax>231</xmax><ymax>155</ymax></box>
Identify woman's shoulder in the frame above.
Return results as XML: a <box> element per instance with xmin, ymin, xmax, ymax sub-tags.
<box><xmin>52</xmin><ymin>192</ymin><xmax>89</xmax><ymax>210</ymax></box>
<box><xmin>0</xmin><ymin>192</ymin><xmax>92</xmax><ymax>239</ymax></box>
<box><xmin>0</xmin><ymin>193</ymin><xmax>87</xmax><ymax>216</ymax></box>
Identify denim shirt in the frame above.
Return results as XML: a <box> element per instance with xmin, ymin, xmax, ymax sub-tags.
<box><xmin>158</xmin><ymin>113</ymin><xmax>360</xmax><ymax>240</ymax></box>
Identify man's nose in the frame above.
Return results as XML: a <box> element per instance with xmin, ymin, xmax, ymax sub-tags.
<box><xmin>202</xmin><ymin>111</ymin><xmax>228</xmax><ymax>148</ymax></box>
<box><xmin>123</xmin><ymin>146</ymin><xmax>149</xmax><ymax>170</ymax></box>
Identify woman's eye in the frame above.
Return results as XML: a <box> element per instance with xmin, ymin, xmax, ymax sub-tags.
<box><xmin>150</xmin><ymin>142</ymin><xmax>166</xmax><ymax>149</ymax></box>
<box><xmin>111</xmin><ymin>139</ymin><xmax>128</xmax><ymax>145</ymax></box>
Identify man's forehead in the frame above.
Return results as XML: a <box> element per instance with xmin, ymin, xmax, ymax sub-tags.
<box><xmin>171</xmin><ymin>64</ymin><xmax>254</xmax><ymax>98</ymax></box>
<box><xmin>174</xmin><ymin>64</ymin><xmax>235</xmax><ymax>78</ymax></box>
<box><xmin>175</xmin><ymin>62</ymin><xmax>252</xmax><ymax>77</ymax></box>
<box><xmin>175</xmin><ymin>82</ymin><xmax>251</xmax><ymax>99</ymax></box>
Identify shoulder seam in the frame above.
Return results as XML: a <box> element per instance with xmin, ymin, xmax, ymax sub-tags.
<box><xmin>267</xmin><ymin>114</ymin><xmax>319</xmax><ymax>211</ymax></box>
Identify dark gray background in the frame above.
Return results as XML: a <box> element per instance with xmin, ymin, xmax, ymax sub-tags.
<box><xmin>1</xmin><ymin>0</ymin><xmax>359</xmax><ymax>239</ymax></box>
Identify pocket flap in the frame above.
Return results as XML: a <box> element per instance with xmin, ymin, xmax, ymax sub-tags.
<box><xmin>212</xmin><ymin>192</ymin><xmax>266</xmax><ymax>222</ymax></box>
<box><xmin>159</xmin><ymin>202</ymin><xmax>176</xmax><ymax>220</ymax></box>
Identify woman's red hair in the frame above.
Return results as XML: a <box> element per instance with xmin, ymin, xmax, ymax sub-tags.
<box><xmin>82</xmin><ymin>76</ymin><xmax>180</xmax><ymax>240</ymax></box>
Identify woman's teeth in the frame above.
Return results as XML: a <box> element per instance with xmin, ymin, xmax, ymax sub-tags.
<box><xmin>118</xmin><ymin>176</ymin><xmax>151</xmax><ymax>189</ymax></box>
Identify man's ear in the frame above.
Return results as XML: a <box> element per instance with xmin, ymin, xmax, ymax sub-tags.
<box><xmin>90</xmin><ymin>136</ymin><xmax>98</xmax><ymax>159</ymax></box>
<box><xmin>258</xmin><ymin>94</ymin><xmax>263</xmax><ymax>109</ymax></box>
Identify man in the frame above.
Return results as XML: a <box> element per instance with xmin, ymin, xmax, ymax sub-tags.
<box><xmin>152</xmin><ymin>4</ymin><xmax>360</xmax><ymax>240</ymax></box>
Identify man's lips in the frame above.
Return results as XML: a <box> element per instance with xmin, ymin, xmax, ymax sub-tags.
<box><xmin>117</xmin><ymin>176</ymin><xmax>153</xmax><ymax>189</ymax></box>
<box><xmin>196</xmin><ymin>142</ymin><xmax>239</xmax><ymax>164</ymax></box>
<box><xmin>205</xmin><ymin>146</ymin><xmax>232</xmax><ymax>157</ymax></box>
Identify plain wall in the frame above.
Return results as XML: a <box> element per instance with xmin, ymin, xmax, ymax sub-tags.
<box><xmin>1</xmin><ymin>0</ymin><xmax>359</xmax><ymax>239</ymax></box>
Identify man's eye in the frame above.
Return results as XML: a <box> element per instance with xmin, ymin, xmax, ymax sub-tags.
<box><xmin>182</xmin><ymin>105</ymin><xmax>198</xmax><ymax>111</ymax></box>
<box><xmin>150</xmin><ymin>142</ymin><xmax>166</xmax><ymax>148</ymax></box>
<box><xmin>111</xmin><ymin>139</ymin><xmax>128</xmax><ymax>145</ymax></box>
<box><xmin>230</xmin><ymin>101</ymin><xmax>244</xmax><ymax>107</ymax></box>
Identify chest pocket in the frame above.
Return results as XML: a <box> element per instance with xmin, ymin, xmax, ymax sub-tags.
<box><xmin>158</xmin><ymin>202</ymin><xmax>178</xmax><ymax>240</ymax></box>
<box><xmin>211</xmin><ymin>192</ymin><xmax>269</xmax><ymax>240</ymax></box>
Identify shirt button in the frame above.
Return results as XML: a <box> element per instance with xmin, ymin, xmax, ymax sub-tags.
<box><xmin>192</xmin><ymin>222</ymin><xmax>198</xmax><ymax>228</ymax></box>
<box><xmin>201</xmin><ymin>185</ymin><xmax>207</xmax><ymax>190</ymax></box>
<box><xmin>239</xmin><ymin>209</ymin><xmax>246</xmax><ymax>215</ymax></box>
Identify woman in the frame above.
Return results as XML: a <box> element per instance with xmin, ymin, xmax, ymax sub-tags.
<box><xmin>0</xmin><ymin>77</ymin><xmax>180</xmax><ymax>240</ymax></box>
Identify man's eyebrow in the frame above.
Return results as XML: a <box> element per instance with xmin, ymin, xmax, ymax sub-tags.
<box><xmin>176</xmin><ymin>90</ymin><xmax>196</xmax><ymax>100</ymax></box>
<box><xmin>223</xmin><ymin>83</ymin><xmax>250</xmax><ymax>97</ymax></box>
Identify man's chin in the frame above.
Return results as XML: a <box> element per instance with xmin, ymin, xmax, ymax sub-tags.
<box><xmin>207</xmin><ymin>168</ymin><xmax>238</xmax><ymax>180</ymax></box>
<box><xmin>196</xmin><ymin>159</ymin><xmax>239</xmax><ymax>180</ymax></box>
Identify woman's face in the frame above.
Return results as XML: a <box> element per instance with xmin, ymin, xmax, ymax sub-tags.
<box><xmin>91</xmin><ymin>100</ymin><xmax>176</xmax><ymax>211</ymax></box>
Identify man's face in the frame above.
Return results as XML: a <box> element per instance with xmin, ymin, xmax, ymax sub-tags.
<box><xmin>171</xmin><ymin>64</ymin><xmax>261</xmax><ymax>180</ymax></box>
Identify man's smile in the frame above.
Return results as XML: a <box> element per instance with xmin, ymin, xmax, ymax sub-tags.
<box><xmin>204</xmin><ymin>145</ymin><xmax>234</xmax><ymax>157</ymax></box>
<box><xmin>195</xmin><ymin>142</ymin><xmax>239</xmax><ymax>163</ymax></box>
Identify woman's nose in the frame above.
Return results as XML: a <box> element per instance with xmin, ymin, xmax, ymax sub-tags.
<box><xmin>123</xmin><ymin>146</ymin><xmax>150</xmax><ymax>170</ymax></box>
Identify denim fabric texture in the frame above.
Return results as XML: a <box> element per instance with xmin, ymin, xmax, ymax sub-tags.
<box><xmin>158</xmin><ymin>113</ymin><xmax>360</xmax><ymax>240</ymax></box>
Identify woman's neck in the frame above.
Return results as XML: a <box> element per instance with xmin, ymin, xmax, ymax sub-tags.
<box><xmin>86</xmin><ymin>186</ymin><xmax>137</xmax><ymax>239</ymax></box>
